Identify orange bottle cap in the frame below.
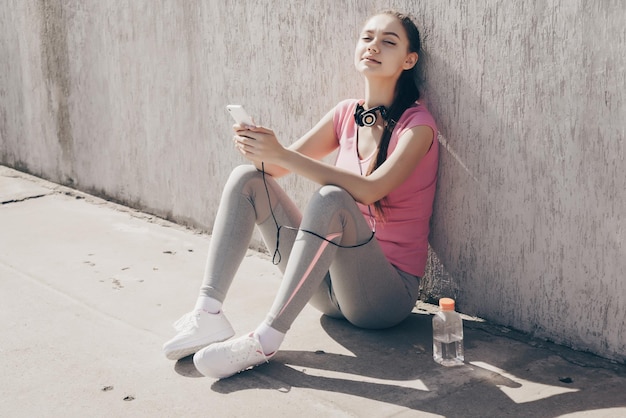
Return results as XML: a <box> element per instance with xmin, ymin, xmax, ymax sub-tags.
<box><xmin>439</xmin><ymin>298</ymin><xmax>455</xmax><ymax>311</ymax></box>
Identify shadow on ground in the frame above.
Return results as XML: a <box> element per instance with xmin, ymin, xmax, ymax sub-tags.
<box><xmin>172</xmin><ymin>312</ymin><xmax>626</xmax><ymax>417</ymax></box>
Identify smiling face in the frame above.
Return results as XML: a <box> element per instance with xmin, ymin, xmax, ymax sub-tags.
<box><xmin>354</xmin><ymin>13</ymin><xmax>418</xmax><ymax>81</ymax></box>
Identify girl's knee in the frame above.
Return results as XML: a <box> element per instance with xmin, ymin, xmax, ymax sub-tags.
<box><xmin>229</xmin><ymin>164</ymin><xmax>260</xmax><ymax>181</ymax></box>
<box><xmin>224</xmin><ymin>165</ymin><xmax>262</xmax><ymax>191</ymax></box>
<box><xmin>309</xmin><ymin>185</ymin><xmax>354</xmax><ymax>212</ymax></box>
<box><xmin>317</xmin><ymin>185</ymin><xmax>352</xmax><ymax>200</ymax></box>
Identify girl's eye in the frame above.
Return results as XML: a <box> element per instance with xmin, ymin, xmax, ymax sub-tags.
<box><xmin>384</xmin><ymin>40</ymin><xmax>396</xmax><ymax>46</ymax></box>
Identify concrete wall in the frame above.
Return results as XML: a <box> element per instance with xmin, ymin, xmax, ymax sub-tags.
<box><xmin>1</xmin><ymin>0</ymin><xmax>624</xmax><ymax>361</ymax></box>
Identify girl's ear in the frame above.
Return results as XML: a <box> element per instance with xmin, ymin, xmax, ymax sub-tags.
<box><xmin>403</xmin><ymin>52</ymin><xmax>418</xmax><ymax>70</ymax></box>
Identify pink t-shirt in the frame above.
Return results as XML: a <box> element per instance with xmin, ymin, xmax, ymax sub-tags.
<box><xmin>333</xmin><ymin>99</ymin><xmax>439</xmax><ymax>277</ymax></box>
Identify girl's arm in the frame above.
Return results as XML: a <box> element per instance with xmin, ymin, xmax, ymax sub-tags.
<box><xmin>236</xmin><ymin>113</ymin><xmax>434</xmax><ymax>205</ymax></box>
<box><xmin>282</xmin><ymin>125</ymin><xmax>434</xmax><ymax>204</ymax></box>
<box><xmin>234</xmin><ymin>108</ymin><xmax>339</xmax><ymax>178</ymax></box>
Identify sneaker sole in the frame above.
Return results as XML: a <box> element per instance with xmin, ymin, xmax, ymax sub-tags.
<box><xmin>164</xmin><ymin>329</ymin><xmax>235</xmax><ymax>360</ymax></box>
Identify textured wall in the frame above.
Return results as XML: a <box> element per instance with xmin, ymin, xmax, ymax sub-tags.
<box><xmin>422</xmin><ymin>0</ymin><xmax>625</xmax><ymax>361</ymax></box>
<box><xmin>0</xmin><ymin>0</ymin><xmax>624</xmax><ymax>361</ymax></box>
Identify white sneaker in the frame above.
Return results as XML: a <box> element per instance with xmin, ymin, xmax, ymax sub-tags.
<box><xmin>193</xmin><ymin>333</ymin><xmax>275</xmax><ymax>379</ymax></box>
<box><xmin>163</xmin><ymin>310</ymin><xmax>235</xmax><ymax>360</ymax></box>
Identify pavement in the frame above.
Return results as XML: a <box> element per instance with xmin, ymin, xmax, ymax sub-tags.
<box><xmin>1</xmin><ymin>165</ymin><xmax>625</xmax><ymax>418</ymax></box>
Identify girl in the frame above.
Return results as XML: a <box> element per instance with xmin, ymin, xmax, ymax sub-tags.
<box><xmin>163</xmin><ymin>9</ymin><xmax>438</xmax><ymax>379</ymax></box>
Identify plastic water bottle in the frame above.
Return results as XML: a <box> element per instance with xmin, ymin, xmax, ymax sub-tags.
<box><xmin>432</xmin><ymin>297</ymin><xmax>464</xmax><ymax>366</ymax></box>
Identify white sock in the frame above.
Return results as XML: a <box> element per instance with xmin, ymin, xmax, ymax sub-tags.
<box><xmin>254</xmin><ymin>322</ymin><xmax>285</xmax><ymax>355</ymax></box>
<box><xmin>194</xmin><ymin>296</ymin><xmax>222</xmax><ymax>314</ymax></box>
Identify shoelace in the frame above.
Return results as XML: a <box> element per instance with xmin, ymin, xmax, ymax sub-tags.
<box><xmin>172</xmin><ymin>311</ymin><xmax>200</xmax><ymax>332</ymax></box>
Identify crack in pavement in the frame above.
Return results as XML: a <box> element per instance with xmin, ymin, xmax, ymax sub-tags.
<box><xmin>1</xmin><ymin>194</ymin><xmax>50</xmax><ymax>205</ymax></box>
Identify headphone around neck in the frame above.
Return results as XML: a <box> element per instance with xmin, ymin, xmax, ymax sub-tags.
<box><xmin>354</xmin><ymin>103</ymin><xmax>388</xmax><ymax>127</ymax></box>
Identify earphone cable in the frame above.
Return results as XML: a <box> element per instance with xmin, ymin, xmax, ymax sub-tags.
<box><xmin>260</xmin><ymin>162</ymin><xmax>376</xmax><ymax>266</ymax></box>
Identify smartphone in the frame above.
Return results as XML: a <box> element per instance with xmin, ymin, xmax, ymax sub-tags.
<box><xmin>226</xmin><ymin>105</ymin><xmax>256</xmax><ymax>127</ymax></box>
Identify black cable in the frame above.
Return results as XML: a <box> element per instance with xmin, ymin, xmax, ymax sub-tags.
<box><xmin>260</xmin><ymin>162</ymin><xmax>376</xmax><ymax>266</ymax></box>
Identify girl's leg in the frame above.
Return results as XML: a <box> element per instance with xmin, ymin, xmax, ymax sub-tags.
<box><xmin>321</xmin><ymin>244</ymin><xmax>420</xmax><ymax>328</ymax></box>
<box><xmin>266</xmin><ymin>185</ymin><xmax>420</xmax><ymax>333</ymax></box>
<box><xmin>192</xmin><ymin>185</ymin><xmax>420</xmax><ymax>377</ymax></box>
<box><xmin>198</xmin><ymin>165</ymin><xmax>301</xmax><ymax>305</ymax></box>
<box><xmin>164</xmin><ymin>165</ymin><xmax>300</xmax><ymax>360</ymax></box>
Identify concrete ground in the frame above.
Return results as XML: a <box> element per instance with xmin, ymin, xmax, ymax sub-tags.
<box><xmin>1</xmin><ymin>165</ymin><xmax>625</xmax><ymax>418</ymax></box>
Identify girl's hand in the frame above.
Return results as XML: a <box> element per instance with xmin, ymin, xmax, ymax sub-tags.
<box><xmin>232</xmin><ymin>125</ymin><xmax>286</xmax><ymax>165</ymax></box>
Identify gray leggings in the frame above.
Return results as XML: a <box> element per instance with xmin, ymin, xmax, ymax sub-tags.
<box><xmin>200</xmin><ymin>165</ymin><xmax>421</xmax><ymax>333</ymax></box>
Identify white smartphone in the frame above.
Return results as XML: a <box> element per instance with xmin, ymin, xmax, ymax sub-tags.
<box><xmin>226</xmin><ymin>105</ymin><xmax>255</xmax><ymax>127</ymax></box>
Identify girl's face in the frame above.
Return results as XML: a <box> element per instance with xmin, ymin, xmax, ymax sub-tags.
<box><xmin>354</xmin><ymin>14</ymin><xmax>418</xmax><ymax>80</ymax></box>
